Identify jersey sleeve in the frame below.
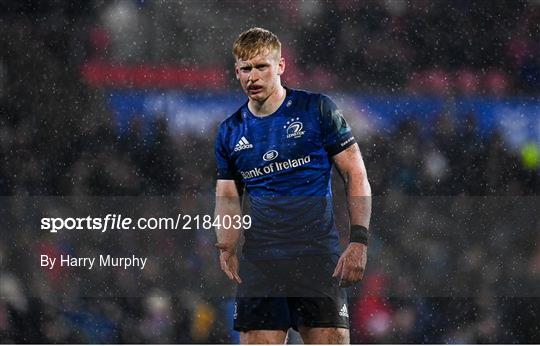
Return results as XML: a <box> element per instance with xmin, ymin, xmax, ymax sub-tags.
<box><xmin>215</xmin><ymin>123</ymin><xmax>236</xmax><ymax>180</ymax></box>
<box><xmin>319</xmin><ymin>94</ymin><xmax>356</xmax><ymax>157</ymax></box>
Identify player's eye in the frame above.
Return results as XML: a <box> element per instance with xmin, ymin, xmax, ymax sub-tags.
<box><xmin>240</xmin><ymin>67</ymin><xmax>251</xmax><ymax>72</ymax></box>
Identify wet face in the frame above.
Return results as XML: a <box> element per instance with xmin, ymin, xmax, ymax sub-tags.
<box><xmin>235</xmin><ymin>49</ymin><xmax>285</xmax><ymax>103</ymax></box>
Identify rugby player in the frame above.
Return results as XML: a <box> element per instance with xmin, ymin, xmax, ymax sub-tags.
<box><xmin>214</xmin><ymin>27</ymin><xmax>371</xmax><ymax>344</ymax></box>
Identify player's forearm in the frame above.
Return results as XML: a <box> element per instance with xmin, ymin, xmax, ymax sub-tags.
<box><xmin>214</xmin><ymin>196</ymin><xmax>243</xmax><ymax>250</ymax></box>
<box><xmin>344</xmin><ymin>169</ymin><xmax>372</xmax><ymax>229</ymax></box>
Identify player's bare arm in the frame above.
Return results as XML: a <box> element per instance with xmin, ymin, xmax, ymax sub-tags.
<box><xmin>215</xmin><ymin>179</ymin><xmax>243</xmax><ymax>284</ymax></box>
<box><xmin>331</xmin><ymin>143</ymin><xmax>372</xmax><ymax>287</ymax></box>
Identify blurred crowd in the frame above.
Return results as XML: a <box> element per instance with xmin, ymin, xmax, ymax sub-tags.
<box><xmin>87</xmin><ymin>0</ymin><xmax>540</xmax><ymax>94</ymax></box>
<box><xmin>1</xmin><ymin>0</ymin><xmax>539</xmax><ymax>344</ymax></box>
<box><xmin>4</xmin><ymin>1</ymin><xmax>539</xmax><ymax>93</ymax></box>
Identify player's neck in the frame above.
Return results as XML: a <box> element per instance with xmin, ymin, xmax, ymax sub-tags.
<box><xmin>248</xmin><ymin>85</ymin><xmax>286</xmax><ymax>117</ymax></box>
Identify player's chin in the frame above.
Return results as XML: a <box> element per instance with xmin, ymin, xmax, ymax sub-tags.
<box><xmin>248</xmin><ymin>91</ymin><xmax>266</xmax><ymax>101</ymax></box>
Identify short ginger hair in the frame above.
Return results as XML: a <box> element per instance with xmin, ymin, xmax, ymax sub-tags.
<box><xmin>232</xmin><ymin>27</ymin><xmax>281</xmax><ymax>61</ymax></box>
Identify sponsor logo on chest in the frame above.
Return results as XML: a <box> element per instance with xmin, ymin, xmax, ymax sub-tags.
<box><xmin>262</xmin><ymin>150</ymin><xmax>278</xmax><ymax>161</ymax></box>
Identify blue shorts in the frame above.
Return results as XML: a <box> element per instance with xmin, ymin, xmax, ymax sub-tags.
<box><xmin>233</xmin><ymin>254</ymin><xmax>349</xmax><ymax>331</ymax></box>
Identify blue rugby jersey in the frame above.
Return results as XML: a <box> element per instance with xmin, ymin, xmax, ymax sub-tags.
<box><xmin>215</xmin><ymin>88</ymin><xmax>356</xmax><ymax>260</ymax></box>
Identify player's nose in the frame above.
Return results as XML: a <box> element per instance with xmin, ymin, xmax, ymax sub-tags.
<box><xmin>248</xmin><ymin>69</ymin><xmax>259</xmax><ymax>82</ymax></box>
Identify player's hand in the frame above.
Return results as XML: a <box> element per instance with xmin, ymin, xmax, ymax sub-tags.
<box><xmin>215</xmin><ymin>243</ymin><xmax>242</xmax><ymax>284</ymax></box>
<box><xmin>332</xmin><ymin>243</ymin><xmax>367</xmax><ymax>288</ymax></box>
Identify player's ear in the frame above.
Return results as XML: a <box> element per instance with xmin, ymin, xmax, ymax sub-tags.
<box><xmin>277</xmin><ymin>57</ymin><xmax>285</xmax><ymax>76</ymax></box>
<box><xmin>234</xmin><ymin>63</ymin><xmax>240</xmax><ymax>80</ymax></box>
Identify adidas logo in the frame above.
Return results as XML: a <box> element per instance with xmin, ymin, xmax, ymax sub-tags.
<box><xmin>339</xmin><ymin>304</ymin><xmax>349</xmax><ymax>318</ymax></box>
<box><xmin>234</xmin><ymin>136</ymin><xmax>253</xmax><ymax>152</ymax></box>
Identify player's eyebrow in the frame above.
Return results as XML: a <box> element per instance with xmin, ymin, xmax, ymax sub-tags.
<box><xmin>238</xmin><ymin>62</ymin><xmax>268</xmax><ymax>70</ymax></box>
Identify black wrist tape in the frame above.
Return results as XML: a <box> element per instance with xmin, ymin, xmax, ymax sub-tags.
<box><xmin>350</xmin><ymin>225</ymin><xmax>369</xmax><ymax>245</ymax></box>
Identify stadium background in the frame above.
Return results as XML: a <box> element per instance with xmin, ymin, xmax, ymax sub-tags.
<box><xmin>1</xmin><ymin>0</ymin><xmax>539</xmax><ymax>343</ymax></box>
